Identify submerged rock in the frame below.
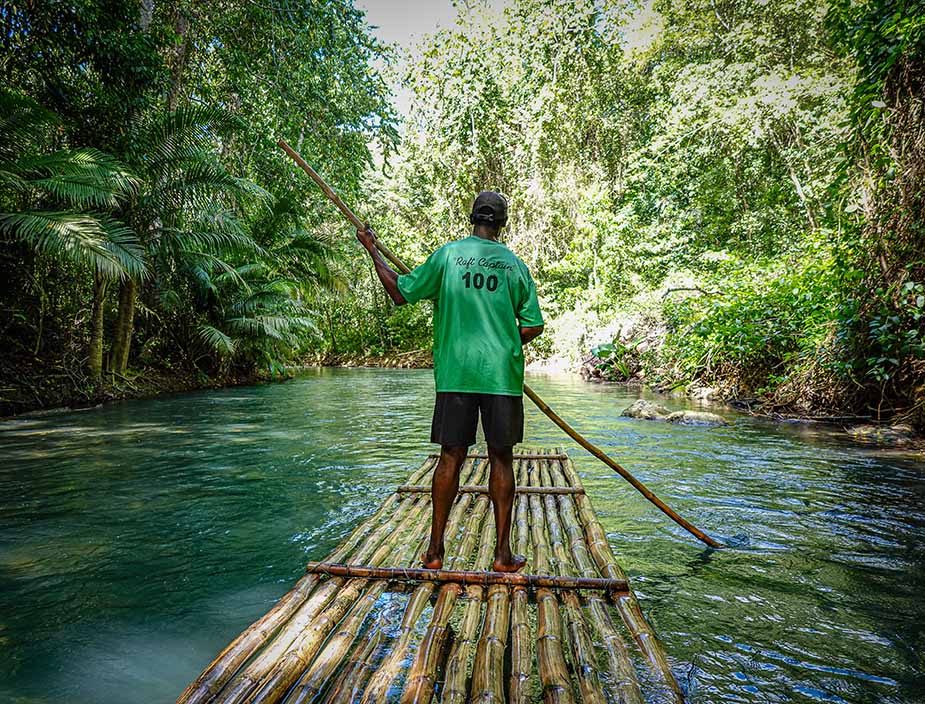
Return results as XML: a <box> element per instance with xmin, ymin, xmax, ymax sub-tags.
<box><xmin>846</xmin><ymin>423</ymin><xmax>916</xmax><ymax>445</ymax></box>
<box><xmin>666</xmin><ymin>410</ymin><xmax>729</xmax><ymax>426</ymax></box>
<box><xmin>621</xmin><ymin>400</ymin><xmax>671</xmax><ymax>420</ymax></box>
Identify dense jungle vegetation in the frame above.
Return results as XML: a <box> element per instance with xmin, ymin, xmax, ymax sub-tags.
<box><xmin>1</xmin><ymin>0</ymin><xmax>923</xmax><ymax>427</ymax></box>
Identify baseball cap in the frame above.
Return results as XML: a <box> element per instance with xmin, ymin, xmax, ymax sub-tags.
<box><xmin>470</xmin><ymin>191</ymin><xmax>508</xmax><ymax>226</ymax></box>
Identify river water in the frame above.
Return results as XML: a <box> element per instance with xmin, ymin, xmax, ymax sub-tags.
<box><xmin>0</xmin><ymin>368</ymin><xmax>922</xmax><ymax>703</ymax></box>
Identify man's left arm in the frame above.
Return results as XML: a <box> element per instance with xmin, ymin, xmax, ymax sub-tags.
<box><xmin>520</xmin><ymin>325</ymin><xmax>544</xmax><ymax>345</ymax></box>
<box><xmin>517</xmin><ymin>268</ymin><xmax>544</xmax><ymax>345</ymax></box>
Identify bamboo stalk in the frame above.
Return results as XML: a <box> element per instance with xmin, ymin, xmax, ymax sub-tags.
<box><xmin>278</xmin><ymin>140</ymin><xmax>718</xmax><ymax>549</ymax></box>
<box><xmin>472</xmin><ymin>453</ymin><xmax>548</xmax><ymax>704</ymax></box>
<box><xmin>400</xmin><ymin>490</ymin><xmax>493</xmax><ymax>703</ymax></box>
<box><xmin>546</xmin><ymin>457</ymin><xmax>645</xmax><ymax>704</ymax></box>
<box><xmin>560</xmin><ymin>458</ymin><xmax>684</xmax><ymax>704</ymax></box>
<box><xmin>278</xmin><ymin>139</ymin><xmax>410</xmax><ymax>274</ymax></box>
<box><xmin>289</xmin><ymin>460</ymin><xmax>487</xmax><ymax>704</ymax></box>
<box><xmin>302</xmin><ymin>564</ymin><xmax>628</xmax><ymax>592</ymax></box>
<box><xmin>360</xmin><ymin>460</ymin><xmax>490</xmax><ymax>704</ymax></box>
<box><xmin>523</xmin><ymin>387</ymin><xmax>721</xmax><ymax>549</ymax></box>
<box><xmin>324</xmin><ymin>459</ymin><xmax>482</xmax><ymax>704</ymax></box>
<box><xmin>440</xmin><ymin>511</ymin><xmax>496</xmax><ymax>704</ymax></box>
<box><xmin>540</xmin><ymin>457</ymin><xmax>607</xmax><ymax>704</ymax></box>
<box><xmin>282</xmin><ymin>584</ymin><xmax>386</xmax><ymax>704</ymax></box>
<box><xmin>396</xmin><ymin>484</ymin><xmax>584</xmax><ymax>495</ymax></box>
<box><xmin>469</xmin><ymin>582</ymin><xmax>510</xmax><ymax>702</ymax></box>
<box><xmin>526</xmin><ymin>458</ymin><xmax>575</xmax><ymax>704</ymax></box>
<box><xmin>177</xmin><ymin>458</ymin><xmax>437</xmax><ymax>704</ymax></box>
<box><xmin>240</xmin><ymin>494</ymin><xmax>432</xmax><ymax>704</ymax></box>
<box><xmin>508</xmin><ymin>457</ymin><xmax>533</xmax><ymax>704</ymax></box>
<box><xmin>317</xmin><ymin>614</ymin><xmax>387</xmax><ymax>704</ymax></box>
<box><xmin>244</xmin><ymin>458</ymin><xmax>484</xmax><ymax>704</ymax></box>
<box><xmin>217</xmin><ymin>488</ymin><xmax>430</xmax><ymax>704</ymax></box>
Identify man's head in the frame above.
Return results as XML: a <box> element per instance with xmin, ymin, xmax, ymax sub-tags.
<box><xmin>470</xmin><ymin>191</ymin><xmax>508</xmax><ymax>237</ymax></box>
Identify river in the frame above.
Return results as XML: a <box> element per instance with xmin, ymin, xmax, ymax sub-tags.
<box><xmin>0</xmin><ymin>368</ymin><xmax>922</xmax><ymax>703</ymax></box>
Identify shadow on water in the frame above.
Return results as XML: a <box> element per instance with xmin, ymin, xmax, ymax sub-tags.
<box><xmin>0</xmin><ymin>367</ymin><xmax>923</xmax><ymax>702</ymax></box>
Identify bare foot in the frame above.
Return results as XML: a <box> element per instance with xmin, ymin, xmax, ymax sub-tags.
<box><xmin>421</xmin><ymin>551</ymin><xmax>443</xmax><ymax>570</ymax></box>
<box><xmin>492</xmin><ymin>554</ymin><xmax>527</xmax><ymax>573</ymax></box>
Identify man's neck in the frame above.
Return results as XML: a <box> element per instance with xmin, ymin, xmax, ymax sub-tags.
<box><xmin>472</xmin><ymin>227</ymin><xmax>500</xmax><ymax>241</ymax></box>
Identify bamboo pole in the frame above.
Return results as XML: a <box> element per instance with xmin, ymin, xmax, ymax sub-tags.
<box><xmin>546</xmin><ymin>456</ymin><xmax>645</xmax><ymax>704</ymax></box>
<box><xmin>428</xmin><ymin>452</ymin><xmax>568</xmax><ymax>460</ymax></box>
<box><xmin>288</xmin><ymin>460</ymin><xmax>487</xmax><ymax>704</ymax></box>
<box><xmin>317</xmin><ymin>614</ymin><xmax>386</xmax><ymax>704</ymax></box>
<box><xmin>177</xmin><ymin>458</ymin><xmax>437</xmax><ymax>704</ymax></box>
<box><xmin>400</xmin><ymin>488</ymin><xmax>493</xmax><ymax>703</ymax></box>
<box><xmin>469</xmin><ymin>581</ymin><xmax>510</xmax><ymax>703</ymax></box>
<box><xmin>218</xmin><ymin>458</ymin><xmax>437</xmax><ymax>703</ymax></box>
<box><xmin>508</xmin><ymin>456</ymin><xmax>533</xmax><ymax>704</ymax></box>
<box><xmin>526</xmin><ymin>458</ymin><xmax>576</xmax><ymax>704</ymax></box>
<box><xmin>440</xmin><ymin>511</ymin><xmax>496</xmax><ymax>704</ymax></box>
<box><xmin>523</xmin><ymin>387</ymin><xmax>721</xmax><ymax>548</ymax></box>
<box><xmin>278</xmin><ymin>140</ymin><xmax>410</xmax><ymax>275</ymax></box>
<box><xmin>470</xmin><ymin>453</ymin><xmax>533</xmax><ymax>704</ymax></box>
<box><xmin>244</xmin><ymin>458</ymin><xmax>483</xmax><ymax>704</ymax></box>
<box><xmin>217</xmin><ymin>488</ymin><xmax>430</xmax><ymax>704</ymax></box>
<box><xmin>239</xmin><ymin>494</ymin><xmax>432</xmax><ymax>704</ymax></box>
<box><xmin>560</xmin><ymin>458</ymin><xmax>685</xmax><ymax>704</ymax></box>
<box><xmin>360</xmin><ymin>460</ymin><xmax>490</xmax><ymax>704</ymax></box>
<box><xmin>279</xmin><ymin>139</ymin><xmax>719</xmax><ymax>549</ymax></box>
<box><xmin>302</xmin><ymin>564</ymin><xmax>628</xmax><ymax>592</ymax></box>
<box><xmin>326</xmin><ymin>459</ymin><xmax>483</xmax><ymax>704</ymax></box>
<box><xmin>396</xmin><ymin>484</ymin><xmax>584</xmax><ymax>495</ymax></box>
<box><xmin>539</xmin><ymin>456</ymin><xmax>607</xmax><ymax>704</ymax></box>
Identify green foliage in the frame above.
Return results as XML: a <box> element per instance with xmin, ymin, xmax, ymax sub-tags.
<box><xmin>0</xmin><ymin>0</ymin><xmax>395</xmax><ymax>396</ymax></box>
<box><xmin>591</xmin><ymin>336</ymin><xmax>644</xmax><ymax>382</ymax></box>
<box><xmin>0</xmin><ymin>89</ymin><xmax>145</xmax><ymax>279</ymax></box>
<box><xmin>658</xmin><ymin>249</ymin><xmax>843</xmax><ymax>393</ymax></box>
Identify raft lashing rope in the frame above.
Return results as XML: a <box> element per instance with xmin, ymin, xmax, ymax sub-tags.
<box><xmin>178</xmin><ymin>449</ymin><xmax>685</xmax><ymax>704</ymax></box>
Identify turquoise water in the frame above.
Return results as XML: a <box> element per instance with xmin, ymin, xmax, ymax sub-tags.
<box><xmin>0</xmin><ymin>368</ymin><xmax>922</xmax><ymax>703</ymax></box>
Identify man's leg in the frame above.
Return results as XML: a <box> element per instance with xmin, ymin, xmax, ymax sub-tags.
<box><xmin>488</xmin><ymin>444</ymin><xmax>526</xmax><ymax>572</ymax></box>
<box><xmin>423</xmin><ymin>444</ymin><xmax>467</xmax><ymax>569</ymax></box>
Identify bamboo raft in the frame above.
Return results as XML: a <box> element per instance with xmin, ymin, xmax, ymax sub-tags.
<box><xmin>179</xmin><ymin>449</ymin><xmax>685</xmax><ymax>704</ymax></box>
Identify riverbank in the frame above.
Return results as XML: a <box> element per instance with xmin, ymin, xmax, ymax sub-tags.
<box><xmin>0</xmin><ymin>360</ymin><xmax>284</xmax><ymax>419</ymax></box>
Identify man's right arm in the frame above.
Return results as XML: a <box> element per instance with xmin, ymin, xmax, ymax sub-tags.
<box><xmin>357</xmin><ymin>225</ymin><xmax>407</xmax><ymax>305</ymax></box>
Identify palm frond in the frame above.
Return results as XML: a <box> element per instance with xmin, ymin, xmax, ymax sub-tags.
<box><xmin>160</xmin><ymin>206</ymin><xmax>264</xmax><ymax>257</ymax></box>
<box><xmin>0</xmin><ymin>89</ymin><xmax>60</xmax><ymax>161</ymax></box>
<box><xmin>198</xmin><ymin>324</ymin><xmax>238</xmax><ymax>357</ymax></box>
<box><xmin>18</xmin><ymin>148</ymin><xmax>138</xmax><ymax>208</ymax></box>
<box><xmin>0</xmin><ymin>211</ymin><xmax>146</xmax><ymax>279</ymax></box>
<box><xmin>225</xmin><ymin>314</ymin><xmax>316</xmax><ymax>340</ymax></box>
<box><xmin>180</xmin><ymin>251</ymin><xmax>252</xmax><ymax>291</ymax></box>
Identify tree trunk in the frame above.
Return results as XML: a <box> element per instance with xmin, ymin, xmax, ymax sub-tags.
<box><xmin>139</xmin><ymin>0</ymin><xmax>154</xmax><ymax>30</ymax></box>
<box><xmin>110</xmin><ymin>278</ymin><xmax>136</xmax><ymax>373</ymax></box>
<box><xmin>88</xmin><ymin>274</ymin><xmax>108</xmax><ymax>376</ymax></box>
<box><xmin>167</xmin><ymin>12</ymin><xmax>189</xmax><ymax>110</ymax></box>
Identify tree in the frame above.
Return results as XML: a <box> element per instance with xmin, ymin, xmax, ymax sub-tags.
<box><xmin>0</xmin><ymin>89</ymin><xmax>145</xmax><ymax>374</ymax></box>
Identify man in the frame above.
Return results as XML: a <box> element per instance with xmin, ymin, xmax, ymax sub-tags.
<box><xmin>356</xmin><ymin>191</ymin><xmax>544</xmax><ymax>573</ymax></box>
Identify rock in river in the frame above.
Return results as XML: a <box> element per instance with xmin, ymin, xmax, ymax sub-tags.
<box><xmin>846</xmin><ymin>423</ymin><xmax>916</xmax><ymax>446</ymax></box>
<box><xmin>666</xmin><ymin>410</ymin><xmax>729</xmax><ymax>426</ymax></box>
<box><xmin>621</xmin><ymin>400</ymin><xmax>671</xmax><ymax>420</ymax></box>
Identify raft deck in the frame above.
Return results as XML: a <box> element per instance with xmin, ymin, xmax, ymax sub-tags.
<box><xmin>179</xmin><ymin>449</ymin><xmax>684</xmax><ymax>704</ymax></box>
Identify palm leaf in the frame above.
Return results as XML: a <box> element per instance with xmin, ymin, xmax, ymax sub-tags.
<box><xmin>0</xmin><ymin>89</ymin><xmax>60</xmax><ymax>161</ymax></box>
<box><xmin>198</xmin><ymin>324</ymin><xmax>238</xmax><ymax>357</ymax></box>
<box><xmin>0</xmin><ymin>211</ymin><xmax>146</xmax><ymax>279</ymax></box>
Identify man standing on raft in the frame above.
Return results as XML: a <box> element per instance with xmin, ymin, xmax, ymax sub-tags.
<box><xmin>356</xmin><ymin>191</ymin><xmax>544</xmax><ymax>572</ymax></box>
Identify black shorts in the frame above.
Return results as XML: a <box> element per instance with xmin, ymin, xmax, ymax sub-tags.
<box><xmin>431</xmin><ymin>392</ymin><xmax>524</xmax><ymax>448</ymax></box>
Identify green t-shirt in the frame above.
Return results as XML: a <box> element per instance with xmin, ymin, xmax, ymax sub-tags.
<box><xmin>396</xmin><ymin>236</ymin><xmax>544</xmax><ymax>396</ymax></box>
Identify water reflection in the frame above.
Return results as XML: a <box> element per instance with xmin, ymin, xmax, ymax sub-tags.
<box><xmin>0</xmin><ymin>368</ymin><xmax>922</xmax><ymax>702</ymax></box>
